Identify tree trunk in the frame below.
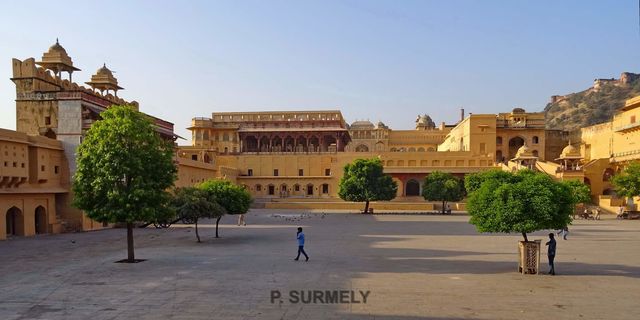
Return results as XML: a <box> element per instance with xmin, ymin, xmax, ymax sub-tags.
<box><xmin>195</xmin><ymin>219</ymin><xmax>201</xmax><ymax>243</ymax></box>
<box><xmin>363</xmin><ymin>200</ymin><xmax>370</xmax><ymax>214</ymax></box>
<box><xmin>442</xmin><ymin>200</ymin><xmax>446</xmax><ymax>214</ymax></box>
<box><xmin>127</xmin><ymin>222</ymin><xmax>135</xmax><ymax>262</ymax></box>
<box><xmin>522</xmin><ymin>232</ymin><xmax>528</xmax><ymax>242</ymax></box>
<box><xmin>215</xmin><ymin>216</ymin><xmax>221</xmax><ymax>238</ymax></box>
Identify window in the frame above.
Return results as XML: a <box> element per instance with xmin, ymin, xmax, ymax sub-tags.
<box><xmin>274</xmin><ymin>169</ymin><xmax>279</xmax><ymax>176</ymax></box>
<box><xmin>41</xmin><ymin>165</ymin><xmax>45</xmax><ymax>172</ymax></box>
<box><xmin>256</xmin><ymin>184</ymin><xmax>262</xmax><ymax>191</ymax></box>
<box><xmin>4</xmin><ymin>161</ymin><xmax>7</xmax><ymax>167</ymax></box>
<box><xmin>322</xmin><ymin>184</ymin><xmax>329</xmax><ymax>194</ymax></box>
<box><xmin>298</xmin><ymin>169</ymin><xmax>304</xmax><ymax>176</ymax></box>
<box><xmin>294</xmin><ymin>184</ymin><xmax>300</xmax><ymax>191</ymax></box>
<box><xmin>247</xmin><ymin>169</ymin><xmax>253</xmax><ymax>176</ymax></box>
<box><xmin>13</xmin><ymin>162</ymin><xmax>17</xmax><ymax>167</ymax></box>
<box><xmin>21</xmin><ymin>163</ymin><xmax>25</xmax><ymax>168</ymax></box>
<box><xmin>496</xmin><ymin>136</ymin><xmax>503</xmax><ymax>145</ymax></box>
<box><xmin>632</xmin><ymin>115</ymin><xmax>637</xmax><ymax>124</ymax></box>
<box><xmin>325</xmin><ymin>169</ymin><xmax>331</xmax><ymax>176</ymax></box>
<box><xmin>480</xmin><ymin>143</ymin><xmax>486</xmax><ymax>154</ymax></box>
<box><xmin>268</xmin><ymin>185</ymin><xmax>275</xmax><ymax>195</ymax></box>
<box><xmin>532</xmin><ymin>136</ymin><xmax>539</xmax><ymax>144</ymax></box>
<box><xmin>54</xmin><ymin>166</ymin><xmax>59</xmax><ymax>174</ymax></box>
<box><xmin>191</xmin><ymin>155</ymin><xmax>198</xmax><ymax>161</ymax></box>
<box><xmin>223</xmin><ymin>133</ymin><xmax>229</xmax><ymax>141</ymax></box>
<box><xmin>45</xmin><ymin>116</ymin><xmax>51</xmax><ymax>125</ymax></box>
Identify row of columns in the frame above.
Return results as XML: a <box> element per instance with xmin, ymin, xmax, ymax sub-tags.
<box><xmin>240</xmin><ymin>132</ymin><xmax>347</xmax><ymax>153</ymax></box>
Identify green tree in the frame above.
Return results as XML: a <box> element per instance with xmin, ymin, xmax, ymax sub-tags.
<box><xmin>561</xmin><ymin>180</ymin><xmax>592</xmax><ymax>207</ymax></box>
<box><xmin>611</xmin><ymin>161</ymin><xmax>640</xmax><ymax>203</ymax></box>
<box><xmin>172</xmin><ymin>187</ymin><xmax>226</xmax><ymax>243</ymax></box>
<box><xmin>466</xmin><ymin>170</ymin><xmax>573</xmax><ymax>242</ymax></box>
<box><xmin>338</xmin><ymin>158</ymin><xmax>398</xmax><ymax>213</ymax></box>
<box><xmin>199</xmin><ymin>179</ymin><xmax>252</xmax><ymax>238</ymax></box>
<box><xmin>73</xmin><ymin>105</ymin><xmax>176</xmax><ymax>262</ymax></box>
<box><xmin>422</xmin><ymin>171</ymin><xmax>465</xmax><ymax>214</ymax></box>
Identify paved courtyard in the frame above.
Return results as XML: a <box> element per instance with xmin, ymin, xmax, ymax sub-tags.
<box><xmin>1</xmin><ymin>210</ymin><xmax>639</xmax><ymax>320</ymax></box>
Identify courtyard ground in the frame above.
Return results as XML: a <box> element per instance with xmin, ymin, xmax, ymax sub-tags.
<box><xmin>0</xmin><ymin>210</ymin><xmax>639</xmax><ymax>320</ymax></box>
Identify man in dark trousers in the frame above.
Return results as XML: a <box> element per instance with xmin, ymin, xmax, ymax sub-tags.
<box><xmin>294</xmin><ymin>227</ymin><xmax>309</xmax><ymax>261</ymax></box>
<box><xmin>546</xmin><ymin>233</ymin><xmax>556</xmax><ymax>275</ymax></box>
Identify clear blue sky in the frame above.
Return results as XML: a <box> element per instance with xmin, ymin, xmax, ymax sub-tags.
<box><xmin>1</xmin><ymin>0</ymin><xmax>639</xmax><ymax>142</ymax></box>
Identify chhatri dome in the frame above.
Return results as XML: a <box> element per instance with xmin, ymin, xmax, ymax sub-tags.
<box><xmin>557</xmin><ymin>141</ymin><xmax>582</xmax><ymax>160</ymax></box>
<box><xmin>514</xmin><ymin>143</ymin><xmax>537</xmax><ymax>160</ymax></box>
<box><xmin>85</xmin><ymin>63</ymin><xmax>124</xmax><ymax>96</ymax></box>
<box><xmin>36</xmin><ymin>38</ymin><xmax>80</xmax><ymax>79</ymax></box>
<box><xmin>416</xmin><ymin>114</ymin><xmax>436</xmax><ymax>129</ymax></box>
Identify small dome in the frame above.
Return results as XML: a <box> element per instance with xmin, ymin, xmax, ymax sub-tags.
<box><xmin>48</xmin><ymin>40</ymin><xmax>68</xmax><ymax>55</ymax></box>
<box><xmin>416</xmin><ymin>114</ymin><xmax>436</xmax><ymax>129</ymax></box>
<box><xmin>512</xmin><ymin>107</ymin><xmax>526</xmax><ymax>113</ymax></box>
<box><xmin>513</xmin><ymin>143</ymin><xmax>537</xmax><ymax>159</ymax></box>
<box><xmin>350</xmin><ymin>120</ymin><xmax>375</xmax><ymax>129</ymax></box>
<box><xmin>558</xmin><ymin>141</ymin><xmax>582</xmax><ymax>159</ymax></box>
<box><xmin>96</xmin><ymin>64</ymin><xmax>114</xmax><ymax>77</ymax></box>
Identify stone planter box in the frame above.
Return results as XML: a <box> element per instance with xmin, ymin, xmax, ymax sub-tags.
<box><xmin>518</xmin><ymin>240</ymin><xmax>541</xmax><ymax>274</ymax></box>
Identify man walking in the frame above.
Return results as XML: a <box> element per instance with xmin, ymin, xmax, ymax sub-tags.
<box><xmin>294</xmin><ymin>227</ymin><xmax>309</xmax><ymax>261</ymax></box>
<box><xmin>546</xmin><ymin>233</ymin><xmax>556</xmax><ymax>275</ymax></box>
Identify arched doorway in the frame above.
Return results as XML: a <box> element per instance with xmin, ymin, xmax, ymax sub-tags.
<box><xmin>603</xmin><ymin>168</ymin><xmax>614</xmax><ymax>181</ymax></box>
<box><xmin>355</xmin><ymin>144</ymin><xmax>369</xmax><ymax>152</ymax></box>
<box><xmin>35</xmin><ymin>206</ymin><xmax>47</xmax><ymax>234</ymax></box>
<box><xmin>6</xmin><ymin>207</ymin><xmax>24</xmax><ymax>236</ymax></box>
<box><xmin>306</xmin><ymin>184</ymin><xmax>314</xmax><ymax>196</ymax></box>
<box><xmin>406</xmin><ymin>179</ymin><xmax>420</xmax><ymax>196</ymax></box>
<box><xmin>508</xmin><ymin>137</ymin><xmax>525</xmax><ymax>160</ymax></box>
<box><xmin>496</xmin><ymin>150</ymin><xmax>503</xmax><ymax>163</ymax></box>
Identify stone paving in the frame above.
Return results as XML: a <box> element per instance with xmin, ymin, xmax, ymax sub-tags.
<box><xmin>1</xmin><ymin>210</ymin><xmax>639</xmax><ymax>320</ymax></box>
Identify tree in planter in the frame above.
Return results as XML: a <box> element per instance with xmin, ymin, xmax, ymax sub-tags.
<box><xmin>172</xmin><ymin>187</ymin><xmax>226</xmax><ymax>243</ymax></box>
<box><xmin>422</xmin><ymin>171</ymin><xmax>465</xmax><ymax>214</ymax></box>
<box><xmin>611</xmin><ymin>161</ymin><xmax>640</xmax><ymax>207</ymax></box>
<box><xmin>561</xmin><ymin>180</ymin><xmax>592</xmax><ymax>214</ymax></box>
<box><xmin>199</xmin><ymin>180</ymin><xmax>252</xmax><ymax>238</ymax></box>
<box><xmin>338</xmin><ymin>158</ymin><xmax>397</xmax><ymax>213</ymax></box>
<box><xmin>73</xmin><ymin>105</ymin><xmax>176</xmax><ymax>262</ymax></box>
<box><xmin>466</xmin><ymin>170</ymin><xmax>574</xmax><ymax>242</ymax></box>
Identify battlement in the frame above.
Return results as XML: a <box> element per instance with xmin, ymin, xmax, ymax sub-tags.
<box><xmin>11</xmin><ymin>58</ymin><xmax>134</xmax><ymax>109</ymax></box>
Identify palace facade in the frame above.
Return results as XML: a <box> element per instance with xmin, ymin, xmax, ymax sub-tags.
<box><xmin>3</xmin><ymin>40</ymin><xmax>640</xmax><ymax>239</ymax></box>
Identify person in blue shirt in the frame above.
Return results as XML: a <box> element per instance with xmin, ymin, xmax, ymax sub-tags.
<box><xmin>294</xmin><ymin>227</ymin><xmax>309</xmax><ymax>261</ymax></box>
<box><xmin>546</xmin><ymin>233</ymin><xmax>556</xmax><ymax>275</ymax></box>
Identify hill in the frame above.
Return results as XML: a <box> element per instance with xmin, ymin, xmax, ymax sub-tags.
<box><xmin>544</xmin><ymin>72</ymin><xmax>640</xmax><ymax>131</ymax></box>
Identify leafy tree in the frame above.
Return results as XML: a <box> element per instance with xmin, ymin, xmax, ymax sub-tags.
<box><xmin>464</xmin><ymin>169</ymin><xmax>515</xmax><ymax>193</ymax></box>
<box><xmin>466</xmin><ymin>170</ymin><xmax>574</xmax><ymax>242</ymax></box>
<box><xmin>611</xmin><ymin>161</ymin><xmax>640</xmax><ymax>202</ymax></box>
<box><xmin>561</xmin><ymin>180</ymin><xmax>592</xmax><ymax>207</ymax></box>
<box><xmin>338</xmin><ymin>158</ymin><xmax>397</xmax><ymax>213</ymax></box>
<box><xmin>73</xmin><ymin>105</ymin><xmax>176</xmax><ymax>262</ymax></box>
<box><xmin>172</xmin><ymin>187</ymin><xmax>226</xmax><ymax>242</ymax></box>
<box><xmin>199</xmin><ymin>180</ymin><xmax>252</xmax><ymax>238</ymax></box>
<box><xmin>422</xmin><ymin>171</ymin><xmax>465</xmax><ymax>214</ymax></box>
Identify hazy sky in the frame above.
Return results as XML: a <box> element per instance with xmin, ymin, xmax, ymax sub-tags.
<box><xmin>1</xmin><ymin>0</ymin><xmax>639</xmax><ymax>143</ymax></box>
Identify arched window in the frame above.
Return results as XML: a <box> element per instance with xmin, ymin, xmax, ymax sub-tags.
<box><xmin>322</xmin><ymin>183</ymin><xmax>329</xmax><ymax>194</ymax></box>
<box><xmin>408</xmin><ymin>147</ymin><xmax>416</xmax><ymax>152</ymax></box>
<box><xmin>255</xmin><ymin>184</ymin><xmax>262</xmax><ymax>192</ymax></box>
<box><xmin>417</xmin><ymin>147</ymin><xmax>425</xmax><ymax>152</ymax></box>
<box><xmin>355</xmin><ymin>144</ymin><xmax>369</xmax><ymax>152</ymax></box>
<box><xmin>223</xmin><ymin>133</ymin><xmax>229</xmax><ymax>141</ymax></box>
<box><xmin>496</xmin><ymin>136</ymin><xmax>503</xmax><ymax>145</ymax></box>
<box><xmin>532</xmin><ymin>136</ymin><xmax>539</xmax><ymax>144</ymax></box>
<box><xmin>532</xmin><ymin>150</ymin><xmax>539</xmax><ymax>157</ymax></box>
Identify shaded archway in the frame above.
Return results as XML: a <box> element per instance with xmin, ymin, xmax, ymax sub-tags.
<box><xmin>496</xmin><ymin>150</ymin><xmax>503</xmax><ymax>163</ymax></box>
<box><xmin>6</xmin><ymin>206</ymin><xmax>24</xmax><ymax>236</ymax></box>
<box><xmin>406</xmin><ymin>179</ymin><xmax>420</xmax><ymax>196</ymax></box>
<box><xmin>309</xmin><ymin>136</ymin><xmax>319</xmax><ymax>152</ymax></box>
<box><xmin>603</xmin><ymin>168</ymin><xmax>614</xmax><ymax>182</ymax></box>
<box><xmin>284</xmin><ymin>136</ymin><xmax>295</xmax><ymax>152</ymax></box>
<box><xmin>35</xmin><ymin>206</ymin><xmax>47</xmax><ymax>234</ymax></box>
<box><xmin>245</xmin><ymin>136</ymin><xmax>258</xmax><ymax>152</ymax></box>
<box><xmin>508</xmin><ymin>136</ymin><xmax>525</xmax><ymax>160</ymax></box>
<box><xmin>306</xmin><ymin>184</ymin><xmax>314</xmax><ymax>196</ymax></box>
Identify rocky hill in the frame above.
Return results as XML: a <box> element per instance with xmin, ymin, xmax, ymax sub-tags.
<box><xmin>544</xmin><ymin>72</ymin><xmax>640</xmax><ymax>131</ymax></box>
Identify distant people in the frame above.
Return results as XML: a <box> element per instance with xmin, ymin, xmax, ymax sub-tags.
<box><xmin>583</xmin><ymin>208</ymin><xmax>590</xmax><ymax>219</ymax></box>
<box><xmin>294</xmin><ymin>227</ymin><xmax>309</xmax><ymax>261</ymax></box>
<box><xmin>556</xmin><ymin>226</ymin><xmax>568</xmax><ymax>240</ymax></box>
<box><xmin>446</xmin><ymin>204</ymin><xmax>452</xmax><ymax>214</ymax></box>
<box><xmin>237</xmin><ymin>214</ymin><xmax>246</xmax><ymax>226</ymax></box>
<box><xmin>617</xmin><ymin>206</ymin><xmax>625</xmax><ymax>220</ymax></box>
<box><xmin>594</xmin><ymin>208</ymin><xmax>601</xmax><ymax>220</ymax></box>
<box><xmin>546</xmin><ymin>233</ymin><xmax>556</xmax><ymax>275</ymax></box>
